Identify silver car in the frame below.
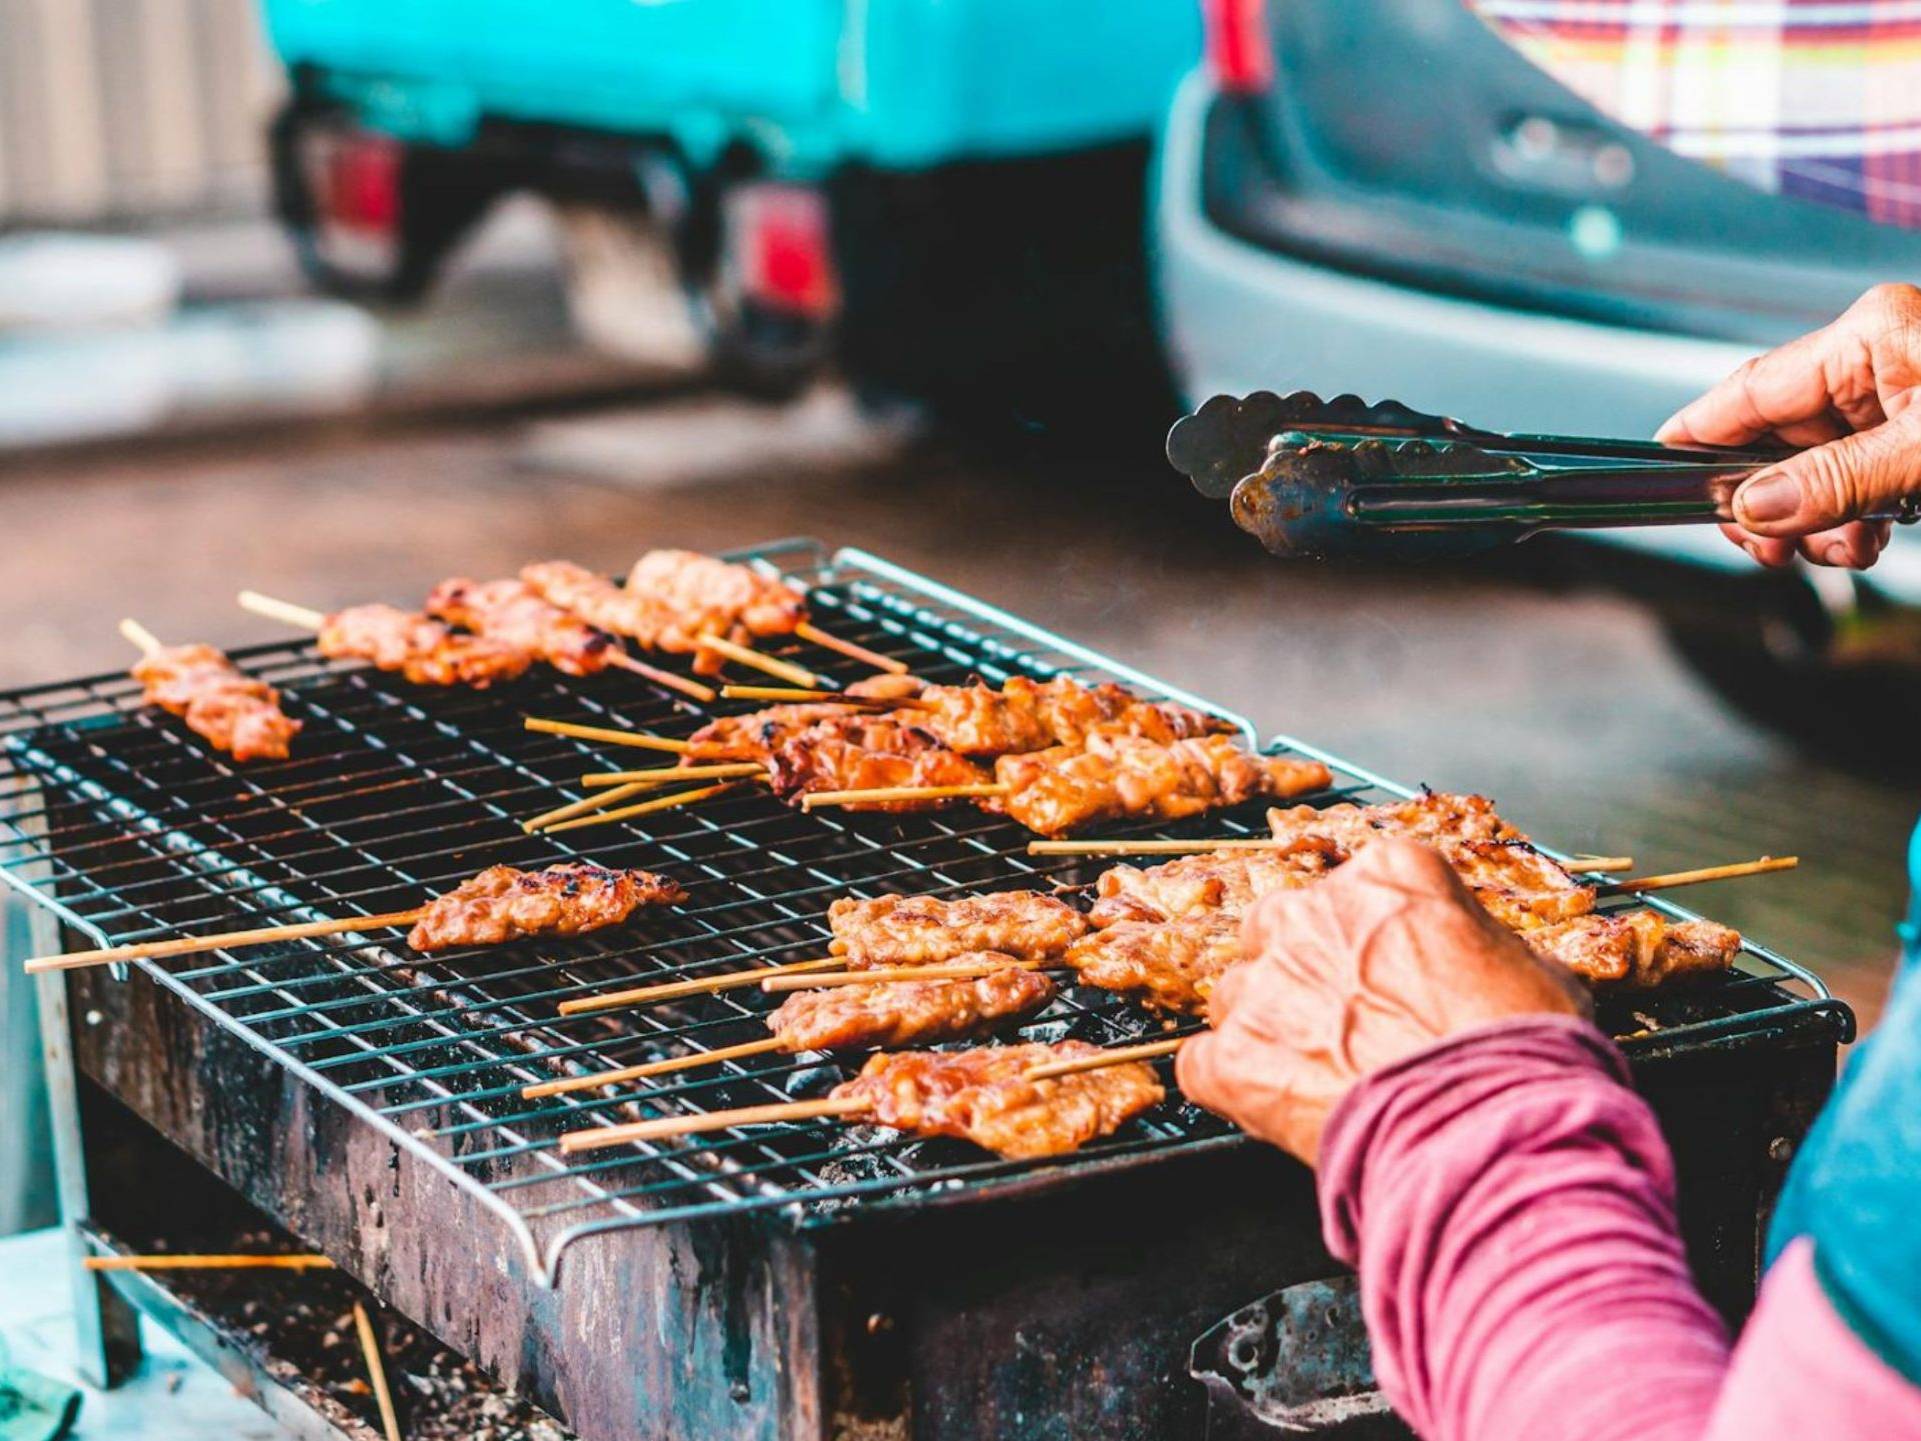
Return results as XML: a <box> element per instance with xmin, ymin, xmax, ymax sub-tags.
<box><xmin>1152</xmin><ymin>0</ymin><xmax>1921</xmax><ymax>752</ymax></box>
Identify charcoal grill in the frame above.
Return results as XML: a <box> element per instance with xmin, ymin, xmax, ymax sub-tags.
<box><xmin>1</xmin><ymin>540</ymin><xmax>1852</xmax><ymax>1440</ymax></box>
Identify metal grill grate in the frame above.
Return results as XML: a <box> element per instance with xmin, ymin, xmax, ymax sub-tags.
<box><xmin>0</xmin><ymin>539</ymin><xmax>1841</xmax><ymax>1283</ymax></box>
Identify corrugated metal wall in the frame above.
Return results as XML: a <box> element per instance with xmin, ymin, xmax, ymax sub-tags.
<box><xmin>0</xmin><ymin>0</ymin><xmax>283</xmax><ymax>225</ymax></box>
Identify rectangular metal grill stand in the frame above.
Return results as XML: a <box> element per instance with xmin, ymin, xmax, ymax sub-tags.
<box><xmin>0</xmin><ymin>541</ymin><xmax>1852</xmax><ymax>1440</ymax></box>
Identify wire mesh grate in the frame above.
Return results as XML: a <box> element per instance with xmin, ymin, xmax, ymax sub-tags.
<box><xmin>0</xmin><ymin>539</ymin><xmax>1842</xmax><ymax>1276</ymax></box>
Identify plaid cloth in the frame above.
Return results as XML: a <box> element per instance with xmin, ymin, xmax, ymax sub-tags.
<box><xmin>1469</xmin><ymin>1</ymin><xmax>1921</xmax><ymax>226</ymax></box>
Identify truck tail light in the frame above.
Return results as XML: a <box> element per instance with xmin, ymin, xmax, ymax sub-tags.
<box><xmin>321</xmin><ymin>132</ymin><xmax>402</xmax><ymax>234</ymax></box>
<box><xmin>1203</xmin><ymin>0</ymin><xmax>1273</xmax><ymax>95</ymax></box>
<box><xmin>735</xmin><ymin>184</ymin><xmax>837</xmax><ymax>319</ymax></box>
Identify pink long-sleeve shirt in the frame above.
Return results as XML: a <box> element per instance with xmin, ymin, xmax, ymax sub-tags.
<box><xmin>1317</xmin><ymin>1016</ymin><xmax>1921</xmax><ymax>1441</ymax></box>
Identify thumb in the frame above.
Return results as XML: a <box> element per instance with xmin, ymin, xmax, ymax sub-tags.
<box><xmin>1732</xmin><ymin>414</ymin><xmax>1921</xmax><ymax>535</ymax></box>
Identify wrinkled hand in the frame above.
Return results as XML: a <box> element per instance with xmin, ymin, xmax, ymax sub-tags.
<box><xmin>1659</xmin><ymin>283</ymin><xmax>1921</xmax><ymax>569</ymax></box>
<box><xmin>1176</xmin><ymin>838</ymin><xmax>1587</xmax><ymax>1166</ymax></box>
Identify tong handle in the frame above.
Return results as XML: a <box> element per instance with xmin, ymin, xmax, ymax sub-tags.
<box><xmin>1351</xmin><ymin>463</ymin><xmax>1921</xmax><ymax>529</ymax></box>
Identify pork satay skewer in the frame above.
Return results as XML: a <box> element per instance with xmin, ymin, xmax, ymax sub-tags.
<box><xmin>719</xmin><ymin>684</ymin><xmax>919</xmax><ymax>706</ymax></box>
<box><xmin>122</xmin><ymin>619</ymin><xmax>303</xmax><ymax>763</ymax></box>
<box><xmin>558</xmin><ymin>1040</ymin><xmax>1163</xmax><ymax>1158</ymax></box>
<box><xmin>237</xmin><ymin>590</ymin><xmax>535</xmax><ymax>690</ymax></box>
<box><xmin>519</xmin><ymin>559</ymin><xmax>836</xmax><ymax>686</ymax></box>
<box><xmin>526</xmin><ymin>962</ymin><xmax>1054</xmax><ymax>1098</ymax></box>
<box><xmin>24</xmin><ymin>863</ymin><xmax>683</xmax><ymax>973</ymax></box>
<box><xmin>760</xmin><ymin>958</ymin><xmax>1048</xmax><ymax>991</ymax></box>
<box><xmin>424</xmin><ymin>577</ymin><xmax>717</xmax><ymax>698</ymax></box>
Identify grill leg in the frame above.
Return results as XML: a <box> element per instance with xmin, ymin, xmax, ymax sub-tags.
<box><xmin>34</xmin><ymin>948</ymin><xmax>143</xmax><ymax>1388</ymax></box>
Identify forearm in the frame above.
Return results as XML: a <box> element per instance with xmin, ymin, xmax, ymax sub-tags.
<box><xmin>1319</xmin><ymin>1017</ymin><xmax>1729</xmax><ymax>1441</ymax></box>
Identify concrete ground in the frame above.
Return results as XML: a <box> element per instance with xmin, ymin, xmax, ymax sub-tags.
<box><xmin>0</xmin><ymin>386</ymin><xmax>1912</xmax><ymax>1028</ymax></box>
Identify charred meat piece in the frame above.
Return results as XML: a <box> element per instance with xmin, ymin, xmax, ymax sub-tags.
<box><xmin>684</xmin><ymin>675</ymin><xmax>928</xmax><ymax>762</ymax></box>
<box><xmin>769</xmin><ymin>962</ymin><xmax>1055</xmax><ymax>1052</ymax></box>
<box><xmin>625</xmin><ymin>549</ymin><xmax>807</xmax><ymax>670</ymax></box>
<box><xmin>993</xmin><ymin>731</ymin><xmax>1332</xmax><ymax>837</ymax></box>
<box><xmin>1063</xmin><ymin>913</ymin><xmax>1243</xmax><ymax>1015</ymax></box>
<box><xmin>1265</xmin><ymin>793</ymin><xmax>1591</xmax><ymax>930</ymax></box>
<box><xmin>1088</xmin><ymin>841</ymin><xmax>1341</xmax><ymax>927</ymax></box>
<box><xmin>520</xmin><ymin>561</ymin><xmax>673</xmax><ymax>648</ymax></box>
<box><xmin>406</xmin><ymin>863</ymin><xmax>685</xmax><ymax>952</ymax></box>
<box><xmin>132</xmin><ymin>644</ymin><xmax>301</xmax><ymax>762</ymax></box>
<box><xmin>766</xmin><ymin>715</ymin><xmax>988</xmax><ymax>810</ymax></box>
<box><xmin>827</xmin><ymin>891</ymin><xmax>1090</xmax><ymax>966</ymax></box>
<box><xmin>318</xmin><ymin>604</ymin><xmax>531</xmax><ymax>688</ymax></box>
<box><xmin>424</xmin><ymin>578</ymin><xmax>619</xmax><ymax>679</ymax></box>
<box><xmin>830</xmin><ymin>1041</ymin><xmax>1164</xmax><ymax>1158</ymax></box>
<box><xmin>910</xmin><ymin>675</ymin><xmax>1229</xmax><ymax>757</ymax></box>
<box><xmin>1529</xmin><ymin>911</ymin><xmax>1740</xmax><ymax>988</ymax></box>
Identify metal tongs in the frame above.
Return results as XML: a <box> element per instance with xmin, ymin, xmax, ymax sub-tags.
<box><xmin>1165</xmin><ymin>390</ymin><xmax>1921</xmax><ymax>560</ymax></box>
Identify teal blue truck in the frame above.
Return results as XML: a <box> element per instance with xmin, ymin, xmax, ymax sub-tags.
<box><xmin>261</xmin><ymin>0</ymin><xmax>1200</xmax><ymax>418</ymax></box>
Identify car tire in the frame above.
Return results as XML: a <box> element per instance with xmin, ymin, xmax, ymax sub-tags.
<box><xmin>829</xmin><ymin>140</ymin><xmax>1178</xmax><ymax>448</ymax></box>
<box><xmin>1659</xmin><ymin>567</ymin><xmax>1921</xmax><ymax>776</ymax></box>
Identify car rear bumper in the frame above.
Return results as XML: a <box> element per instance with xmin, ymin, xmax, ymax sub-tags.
<box><xmin>1151</xmin><ymin>72</ymin><xmax>1921</xmax><ymax>596</ymax></box>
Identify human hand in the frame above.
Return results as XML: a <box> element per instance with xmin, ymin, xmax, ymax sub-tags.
<box><xmin>1658</xmin><ymin>283</ymin><xmax>1921</xmax><ymax>569</ymax></box>
<box><xmin>1176</xmin><ymin>838</ymin><xmax>1587</xmax><ymax>1166</ymax></box>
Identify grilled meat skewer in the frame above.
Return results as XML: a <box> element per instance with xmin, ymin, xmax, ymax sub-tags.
<box><xmin>896</xmin><ymin>675</ymin><xmax>1231</xmax><ymax>756</ymax></box>
<box><xmin>827</xmin><ymin>891</ymin><xmax>1091</xmax><ymax>968</ymax></box>
<box><xmin>685</xmin><ymin>675</ymin><xmax>925</xmax><ymax>762</ymax></box>
<box><xmin>767</xmin><ymin>714</ymin><xmax>990</xmax><ymax>810</ymax></box>
<box><xmin>131</xmin><ymin>642</ymin><xmax>301</xmax><ymax>763</ymax></box>
<box><xmin>991</xmin><ymin>731</ymin><xmax>1334</xmax><ymax>837</ymax></box>
<box><xmin>770</xmin><ymin>961</ymin><xmax>1056</xmax><ymax>1051</ymax></box>
<box><xmin>406</xmin><ymin>863</ymin><xmax>686</xmax><ymax>952</ymax></box>
<box><xmin>425</xmin><ymin>578</ymin><xmax>624</xmax><ymax>679</ymax></box>
<box><xmin>828</xmin><ymin>1041</ymin><xmax>1165</xmax><ymax>1158</ymax></box>
<box><xmin>317</xmin><ymin>603</ymin><xmax>532</xmax><ymax>688</ymax></box>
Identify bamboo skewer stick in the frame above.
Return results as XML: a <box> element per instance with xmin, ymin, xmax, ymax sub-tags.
<box><xmin>717</xmin><ymin>684</ymin><xmax>902</xmax><ymax>705</ymax></box>
<box><xmin>559</xmin><ymin>1095</ymin><xmax>868</xmax><ymax>1154</ymax></box>
<box><xmin>538</xmin><ymin>781</ymin><xmax>744</xmax><ymax>835</ymax></box>
<box><xmin>603</xmin><ymin>650</ymin><xmax>719</xmax><ymax>701</ymax></box>
<box><xmin>800</xmin><ymin>782</ymin><xmax>1009</xmax><ymax>810</ymax></box>
<box><xmin>792</xmin><ymin>621</ymin><xmax>910</xmax><ymax>674</ymax></box>
<box><xmin>25</xmin><ymin>908</ymin><xmax>425</xmax><ymax>974</ymax></box>
<box><xmin>520</xmin><ymin>782</ymin><xmax>654</xmax><ymax>833</ymax></box>
<box><xmin>85</xmin><ymin>1253</ymin><xmax>335</xmax><ymax>1272</ymax></box>
<box><xmin>523</xmin><ymin>717</ymin><xmax>690</xmax><ymax>753</ymax></box>
<box><xmin>1024</xmin><ymin>1037</ymin><xmax>1185</xmax><ymax>1081</ymax></box>
<box><xmin>119</xmin><ymin>617</ymin><xmax>164</xmax><ymax>657</ymax></box>
<box><xmin>1028</xmin><ymin>838</ymin><xmax>1635</xmax><ymax>868</ymax></box>
<box><xmin>581</xmin><ymin>763</ymin><xmax>765</xmax><ymax>786</ymax></box>
<box><xmin>556</xmin><ymin>957</ymin><xmax>841</xmax><ymax>1015</ymax></box>
<box><xmin>698</xmin><ymin>633</ymin><xmax>827</xmax><ymax>689</ymax></box>
<box><xmin>352</xmin><ymin>1301</ymin><xmax>404</xmax><ymax>1441</ymax></box>
<box><xmin>522</xmin><ymin>1037</ymin><xmax>787</xmax><ymax>1099</ymax></box>
<box><xmin>237</xmin><ymin>590</ymin><xmax>325</xmax><ymax>630</ymax></box>
<box><xmin>1603</xmin><ymin>855</ymin><xmax>1798</xmax><ymax>894</ymax></box>
<box><xmin>761</xmin><ymin>959</ymin><xmax>1043</xmax><ymax>992</ymax></box>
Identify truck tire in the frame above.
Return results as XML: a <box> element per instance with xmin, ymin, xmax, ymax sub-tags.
<box><xmin>829</xmin><ymin>140</ymin><xmax>1178</xmax><ymax>447</ymax></box>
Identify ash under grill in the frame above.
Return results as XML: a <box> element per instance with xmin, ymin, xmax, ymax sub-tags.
<box><xmin>0</xmin><ymin>541</ymin><xmax>1842</xmax><ymax>1277</ymax></box>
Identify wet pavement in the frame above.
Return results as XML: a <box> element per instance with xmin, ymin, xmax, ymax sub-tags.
<box><xmin>2</xmin><ymin>386</ymin><xmax>1912</xmax><ymax>1026</ymax></box>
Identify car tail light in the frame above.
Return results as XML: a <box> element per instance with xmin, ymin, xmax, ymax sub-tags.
<box><xmin>322</xmin><ymin>133</ymin><xmax>401</xmax><ymax>234</ymax></box>
<box><xmin>735</xmin><ymin>184</ymin><xmax>837</xmax><ymax>318</ymax></box>
<box><xmin>1203</xmin><ymin>0</ymin><xmax>1273</xmax><ymax>95</ymax></box>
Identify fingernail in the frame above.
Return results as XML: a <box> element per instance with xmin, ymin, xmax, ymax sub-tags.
<box><xmin>1736</xmin><ymin>472</ymin><xmax>1800</xmax><ymax>524</ymax></box>
<box><xmin>1824</xmin><ymin>540</ymin><xmax>1851</xmax><ymax>567</ymax></box>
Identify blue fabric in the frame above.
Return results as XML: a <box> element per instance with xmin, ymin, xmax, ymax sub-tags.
<box><xmin>1766</xmin><ymin>815</ymin><xmax>1921</xmax><ymax>1385</ymax></box>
